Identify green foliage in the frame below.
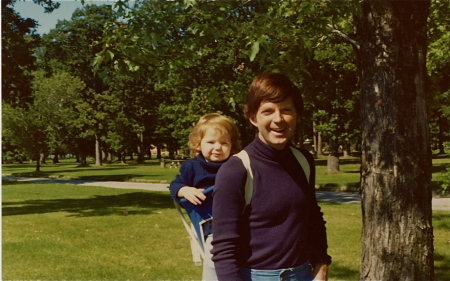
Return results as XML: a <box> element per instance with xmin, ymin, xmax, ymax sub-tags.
<box><xmin>427</xmin><ymin>1</ymin><xmax>450</xmax><ymax>152</ymax></box>
<box><xmin>440</xmin><ymin>164</ymin><xmax>450</xmax><ymax>195</ymax></box>
<box><xmin>32</xmin><ymin>71</ymin><xmax>86</xmax><ymax>154</ymax></box>
<box><xmin>2</xmin><ymin>103</ymin><xmax>47</xmax><ymax>165</ymax></box>
<box><xmin>1</xmin><ymin>2</ymin><xmax>39</xmax><ymax>106</ymax></box>
<box><xmin>3</xmin><ymin>0</ymin><xmax>448</xmax><ymax>168</ymax></box>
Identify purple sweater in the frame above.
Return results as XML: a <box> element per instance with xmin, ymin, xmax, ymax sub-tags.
<box><xmin>211</xmin><ymin>136</ymin><xmax>331</xmax><ymax>281</ymax></box>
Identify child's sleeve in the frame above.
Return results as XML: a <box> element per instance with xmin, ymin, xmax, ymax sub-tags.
<box><xmin>169</xmin><ymin>161</ymin><xmax>194</xmax><ymax>201</ymax></box>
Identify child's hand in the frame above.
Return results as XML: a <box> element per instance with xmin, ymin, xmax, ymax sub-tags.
<box><xmin>177</xmin><ymin>186</ymin><xmax>206</xmax><ymax>205</ymax></box>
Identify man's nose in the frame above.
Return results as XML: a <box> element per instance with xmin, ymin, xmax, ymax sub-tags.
<box><xmin>273</xmin><ymin>110</ymin><xmax>283</xmax><ymax>122</ymax></box>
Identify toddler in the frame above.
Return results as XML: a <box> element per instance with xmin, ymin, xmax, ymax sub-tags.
<box><xmin>169</xmin><ymin>113</ymin><xmax>241</xmax><ymax>280</ymax></box>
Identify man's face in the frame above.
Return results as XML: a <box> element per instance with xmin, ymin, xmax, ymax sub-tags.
<box><xmin>250</xmin><ymin>97</ymin><xmax>298</xmax><ymax>150</ymax></box>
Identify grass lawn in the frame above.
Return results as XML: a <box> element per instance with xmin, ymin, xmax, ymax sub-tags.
<box><xmin>2</xmin><ymin>181</ymin><xmax>449</xmax><ymax>280</ymax></box>
<box><xmin>2</xmin><ymin>158</ymin><xmax>180</xmax><ymax>183</ymax></box>
<box><xmin>3</xmin><ymin>153</ymin><xmax>449</xmax><ymax>194</ymax></box>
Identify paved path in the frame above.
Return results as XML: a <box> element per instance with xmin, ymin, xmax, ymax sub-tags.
<box><xmin>2</xmin><ymin>176</ymin><xmax>449</xmax><ymax>211</ymax></box>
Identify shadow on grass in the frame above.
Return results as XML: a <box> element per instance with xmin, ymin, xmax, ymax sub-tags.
<box><xmin>7</xmin><ymin>172</ymin><xmax>168</xmax><ymax>182</ymax></box>
<box><xmin>435</xmin><ymin>251</ymin><xmax>450</xmax><ymax>281</ymax></box>
<box><xmin>2</xmin><ymin>190</ymin><xmax>174</xmax><ymax>218</ymax></box>
<box><xmin>315</xmin><ymin>158</ymin><xmax>361</xmax><ymax>166</ymax></box>
<box><xmin>329</xmin><ymin>261</ymin><xmax>360</xmax><ymax>280</ymax></box>
<box><xmin>317</xmin><ymin>182</ymin><xmax>361</xmax><ymax>192</ymax></box>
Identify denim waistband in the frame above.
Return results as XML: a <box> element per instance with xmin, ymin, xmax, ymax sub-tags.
<box><xmin>240</xmin><ymin>261</ymin><xmax>313</xmax><ymax>281</ymax></box>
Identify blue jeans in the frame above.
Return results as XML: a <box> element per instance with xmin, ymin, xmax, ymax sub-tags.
<box><xmin>240</xmin><ymin>262</ymin><xmax>315</xmax><ymax>281</ymax></box>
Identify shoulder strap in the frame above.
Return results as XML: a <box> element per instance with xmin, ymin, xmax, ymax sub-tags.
<box><xmin>289</xmin><ymin>147</ymin><xmax>311</xmax><ymax>184</ymax></box>
<box><xmin>235</xmin><ymin>150</ymin><xmax>254</xmax><ymax>209</ymax></box>
<box><xmin>235</xmin><ymin>147</ymin><xmax>311</xmax><ymax>211</ymax></box>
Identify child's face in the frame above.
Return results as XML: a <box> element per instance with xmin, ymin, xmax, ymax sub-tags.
<box><xmin>200</xmin><ymin>127</ymin><xmax>232</xmax><ymax>162</ymax></box>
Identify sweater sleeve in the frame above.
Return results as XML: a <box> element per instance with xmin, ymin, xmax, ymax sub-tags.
<box><xmin>169</xmin><ymin>160</ymin><xmax>194</xmax><ymax>201</ymax></box>
<box><xmin>211</xmin><ymin>156</ymin><xmax>247</xmax><ymax>281</ymax></box>
<box><xmin>301</xmin><ymin>149</ymin><xmax>332</xmax><ymax>266</ymax></box>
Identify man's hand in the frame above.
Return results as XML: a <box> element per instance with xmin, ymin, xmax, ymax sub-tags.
<box><xmin>311</xmin><ymin>263</ymin><xmax>328</xmax><ymax>281</ymax></box>
<box><xmin>178</xmin><ymin>186</ymin><xmax>206</xmax><ymax>205</ymax></box>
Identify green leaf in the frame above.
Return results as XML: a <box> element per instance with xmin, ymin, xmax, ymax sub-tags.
<box><xmin>249</xmin><ymin>40</ymin><xmax>260</xmax><ymax>62</ymax></box>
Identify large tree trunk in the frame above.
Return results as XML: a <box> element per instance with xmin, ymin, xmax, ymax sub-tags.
<box><xmin>356</xmin><ymin>1</ymin><xmax>433</xmax><ymax>280</ymax></box>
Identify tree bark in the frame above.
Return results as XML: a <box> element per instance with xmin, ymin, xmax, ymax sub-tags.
<box><xmin>327</xmin><ymin>139</ymin><xmax>340</xmax><ymax>174</ymax></box>
<box><xmin>356</xmin><ymin>1</ymin><xmax>434</xmax><ymax>280</ymax></box>
<box><xmin>437</xmin><ymin>116</ymin><xmax>446</xmax><ymax>154</ymax></box>
<box><xmin>314</xmin><ymin>121</ymin><xmax>323</xmax><ymax>157</ymax></box>
<box><xmin>136</xmin><ymin>133</ymin><xmax>145</xmax><ymax>163</ymax></box>
<box><xmin>52</xmin><ymin>151</ymin><xmax>59</xmax><ymax>164</ymax></box>
<box><xmin>94</xmin><ymin>133</ymin><xmax>102</xmax><ymax>166</ymax></box>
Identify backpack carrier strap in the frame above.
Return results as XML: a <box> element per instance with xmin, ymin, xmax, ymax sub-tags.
<box><xmin>235</xmin><ymin>147</ymin><xmax>311</xmax><ymax>210</ymax></box>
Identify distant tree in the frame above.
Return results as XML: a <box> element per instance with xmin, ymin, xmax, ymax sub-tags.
<box><xmin>39</xmin><ymin>4</ymin><xmax>115</xmax><ymax>166</ymax></box>
<box><xmin>2</xmin><ymin>103</ymin><xmax>47</xmax><ymax>172</ymax></box>
<box><xmin>31</xmin><ymin>71</ymin><xmax>86</xmax><ymax>163</ymax></box>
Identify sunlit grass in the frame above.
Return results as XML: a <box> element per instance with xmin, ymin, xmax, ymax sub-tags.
<box><xmin>2</xmin><ymin>181</ymin><xmax>201</xmax><ymax>280</ymax></box>
<box><xmin>2</xmin><ymin>181</ymin><xmax>449</xmax><ymax>280</ymax></box>
<box><xmin>2</xmin><ymin>157</ymin><xmax>180</xmax><ymax>183</ymax></box>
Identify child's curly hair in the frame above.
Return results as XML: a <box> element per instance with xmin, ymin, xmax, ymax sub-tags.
<box><xmin>188</xmin><ymin>113</ymin><xmax>241</xmax><ymax>158</ymax></box>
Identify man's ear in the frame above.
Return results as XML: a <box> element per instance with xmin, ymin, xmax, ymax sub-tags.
<box><xmin>249</xmin><ymin>116</ymin><xmax>258</xmax><ymax>127</ymax></box>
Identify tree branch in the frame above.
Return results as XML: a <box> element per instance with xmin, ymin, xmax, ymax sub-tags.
<box><xmin>327</xmin><ymin>23</ymin><xmax>360</xmax><ymax>50</ymax></box>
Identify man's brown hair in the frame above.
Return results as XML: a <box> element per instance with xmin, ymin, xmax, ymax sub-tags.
<box><xmin>244</xmin><ymin>73</ymin><xmax>303</xmax><ymax>122</ymax></box>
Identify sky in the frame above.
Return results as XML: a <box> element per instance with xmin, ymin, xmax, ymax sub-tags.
<box><xmin>13</xmin><ymin>0</ymin><xmax>115</xmax><ymax>35</ymax></box>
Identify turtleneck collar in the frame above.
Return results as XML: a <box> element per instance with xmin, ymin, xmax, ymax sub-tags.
<box><xmin>252</xmin><ymin>134</ymin><xmax>292</xmax><ymax>161</ymax></box>
<box><xmin>196</xmin><ymin>153</ymin><xmax>226</xmax><ymax>171</ymax></box>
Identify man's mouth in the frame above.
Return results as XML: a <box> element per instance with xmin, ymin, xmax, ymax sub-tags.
<box><xmin>271</xmin><ymin>128</ymin><xmax>286</xmax><ymax>134</ymax></box>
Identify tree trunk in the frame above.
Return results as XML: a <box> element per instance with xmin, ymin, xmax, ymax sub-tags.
<box><xmin>313</xmin><ymin>120</ymin><xmax>322</xmax><ymax>157</ymax></box>
<box><xmin>356</xmin><ymin>2</ymin><xmax>433</xmax><ymax>280</ymax></box>
<box><xmin>342</xmin><ymin>142</ymin><xmax>351</xmax><ymax>157</ymax></box>
<box><xmin>35</xmin><ymin>153</ymin><xmax>40</xmax><ymax>172</ymax></box>
<box><xmin>157</xmin><ymin>145</ymin><xmax>162</xmax><ymax>159</ymax></box>
<box><xmin>39</xmin><ymin>152</ymin><xmax>46</xmax><ymax>165</ymax></box>
<box><xmin>326</xmin><ymin>139</ymin><xmax>340</xmax><ymax>174</ymax></box>
<box><xmin>120</xmin><ymin>151</ymin><xmax>126</xmax><ymax>164</ymax></box>
<box><xmin>437</xmin><ymin>116</ymin><xmax>446</xmax><ymax>154</ymax></box>
<box><xmin>137</xmin><ymin>134</ymin><xmax>145</xmax><ymax>164</ymax></box>
<box><xmin>94</xmin><ymin>133</ymin><xmax>102</xmax><ymax>166</ymax></box>
<box><xmin>77</xmin><ymin>138</ymin><xmax>89</xmax><ymax>167</ymax></box>
<box><xmin>52</xmin><ymin>151</ymin><xmax>59</xmax><ymax>164</ymax></box>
